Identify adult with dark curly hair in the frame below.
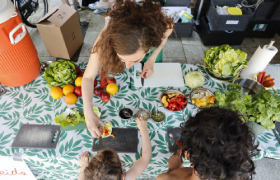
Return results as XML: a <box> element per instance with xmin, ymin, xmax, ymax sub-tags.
<box><xmin>156</xmin><ymin>107</ymin><xmax>259</xmax><ymax>180</ymax></box>
<box><xmin>82</xmin><ymin>0</ymin><xmax>173</xmax><ymax>138</ymax></box>
<box><xmin>77</xmin><ymin>117</ymin><xmax>152</xmax><ymax>180</ymax></box>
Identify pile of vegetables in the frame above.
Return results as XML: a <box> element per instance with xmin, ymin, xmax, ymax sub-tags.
<box><xmin>55</xmin><ymin>106</ymin><xmax>101</xmax><ymax>127</ymax></box>
<box><xmin>162</xmin><ymin>93</ymin><xmax>188</xmax><ymax>111</ymax></box>
<box><xmin>247</xmin><ymin>90</ymin><xmax>280</xmax><ymax>130</ymax></box>
<box><xmin>204</xmin><ymin>45</ymin><xmax>248</xmax><ymax>76</ymax></box>
<box><xmin>214</xmin><ymin>83</ymin><xmax>280</xmax><ymax>130</ymax></box>
<box><xmin>44</xmin><ymin>60</ymin><xmax>77</xmax><ymax>88</ymax></box>
<box><xmin>185</xmin><ymin>71</ymin><xmax>205</xmax><ymax>89</ymax></box>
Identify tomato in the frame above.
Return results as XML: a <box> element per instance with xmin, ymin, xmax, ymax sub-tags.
<box><xmin>104</xmin><ymin>129</ymin><xmax>109</xmax><ymax>136</ymax></box>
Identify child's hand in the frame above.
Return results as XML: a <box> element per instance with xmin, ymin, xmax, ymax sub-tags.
<box><xmin>168</xmin><ymin>149</ymin><xmax>183</xmax><ymax>172</ymax></box>
<box><xmin>79</xmin><ymin>151</ymin><xmax>89</xmax><ymax>168</ymax></box>
<box><xmin>136</xmin><ymin>117</ymin><xmax>147</xmax><ymax>132</ymax></box>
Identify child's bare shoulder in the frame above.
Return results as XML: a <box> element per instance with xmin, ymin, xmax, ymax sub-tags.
<box><xmin>156</xmin><ymin>167</ymin><xmax>193</xmax><ymax>180</ymax></box>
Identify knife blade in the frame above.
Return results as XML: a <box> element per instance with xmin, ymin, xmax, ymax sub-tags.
<box><xmin>140</xmin><ymin>62</ymin><xmax>144</xmax><ymax>87</ymax></box>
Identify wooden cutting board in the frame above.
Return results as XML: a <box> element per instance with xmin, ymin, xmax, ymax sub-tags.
<box><xmin>92</xmin><ymin>128</ymin><xmax>138</xmax><ymax>153</ymax></box>
<box><xmin>134</xmin><ymin>63</ymin><xmax>185</xmax><ymax>87</ymax></box>
<box><xmin>167</xmin><ymin>128</ymin><xmax>181</xmax><ymax>153</ymax></box>
<box><xmin>11</xmin><ymin>124</ymin><xmax>61</xmax><ymax>149</ymax></box>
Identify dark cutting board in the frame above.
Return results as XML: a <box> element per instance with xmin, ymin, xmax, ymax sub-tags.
<box><xmin>11</xmin><ymin>124</ymin><xmax>61</xmax><ymax>149</ymax></box>
<box><xmin>92</xmin><ymin>128</ymin><xmax>138</xmax><ymax>153</ymax></box>
<box><xmin>167</xmin><ymin>128</ymin><xmax>181</xmax><ymax>153</ymax></box>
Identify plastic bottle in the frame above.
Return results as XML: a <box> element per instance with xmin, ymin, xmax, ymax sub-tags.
<box><xmin>173</xmin><ymin>11</ymin><xmax>180</xmax><ymax>23</ymax></box>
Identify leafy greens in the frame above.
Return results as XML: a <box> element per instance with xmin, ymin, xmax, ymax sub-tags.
<box><xmin>44</xmin><ymin>60</ymin><xmax>77</xmax><ymax>88</ymax></box>
<box><xmin>204</xmin><ymin>45</ymin><xmax>248</xmax><ymax>76</ymax></box>
<box><xmin>214</xmin><ymin>83</ymin><xmax>280</xmax><ymax>131</ymax></box>
<box><xmin>55</xmin><ymin>106</ymin><xmax>101</xmax><ymax>127</ymax></box>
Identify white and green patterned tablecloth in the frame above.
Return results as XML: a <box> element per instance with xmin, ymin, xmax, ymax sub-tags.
<box><xmin>0</xmin><ymin>63</ymin><xmax>280</xmax><ymax>180</ymax></box>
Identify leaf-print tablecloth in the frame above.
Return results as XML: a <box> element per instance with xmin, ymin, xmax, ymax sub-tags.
<box><xmin>1</xmin><ymin>63</ymin><xmax>280</xmax><ymax>180</ymax></box>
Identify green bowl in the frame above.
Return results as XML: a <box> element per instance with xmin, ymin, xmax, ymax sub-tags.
<box><xmin>203</xmin><ymin>63</ymin><xmax>239</xmax><ymax>81</ymax></box>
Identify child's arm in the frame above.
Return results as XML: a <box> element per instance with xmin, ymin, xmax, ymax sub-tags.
<box><xmin>125</xmin><ymin>118</ymin><xmax>152</xmax><ymax>180</ymax></box>
<box><xmin>78</xmin><ymin>152</ymin><xmax>90</xmax><ymax>180</ymax></box>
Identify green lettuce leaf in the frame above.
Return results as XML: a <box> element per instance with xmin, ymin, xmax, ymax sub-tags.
<box><xmin>203</xmin><ymin>45</ymin><xmax>248</xmax><ymax>76</ymax></box>
<box><xmin>55</xmin><ymin>108</ymin><xmax>82</xmax><ymax>127</ymax></box>
<box><xmin>44</xmin><ymin>60</ymin><xmax>77</xmax><ymax>88</ymax></box>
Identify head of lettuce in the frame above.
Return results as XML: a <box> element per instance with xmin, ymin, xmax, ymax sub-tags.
<box><xmin>204</xmin><ymin>45</ymin><xmax>248</xmax><ymax>76</ymax></box>
<box><xmin>44</xmin><ymin>60</ymin><xmax>77</xmax><ymax>88</ymax></box>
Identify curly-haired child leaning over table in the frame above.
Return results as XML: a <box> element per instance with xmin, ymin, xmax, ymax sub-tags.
<box><xmin>157</xmin><ymin>107</ymin><xmax>259</xmax><ymax>180</ymax></box>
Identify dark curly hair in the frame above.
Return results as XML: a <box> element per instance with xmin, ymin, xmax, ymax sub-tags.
<box><xmin>180</xmin><ymin>107</ymin><xmax>259</xmax><ymax>180</ymax></box>
<box><xmin>90</xmin><ymin>0</ymin><xmax>173</xmax><ymax>75</ymax></box>
<box><xmin>84</xmin><ymin>149</ymin><xmax>123</xmax><ymax>180</ymax></box>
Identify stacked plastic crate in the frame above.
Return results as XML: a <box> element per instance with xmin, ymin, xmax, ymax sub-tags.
<box><xmin>245</xmin><ymin>0</ymin><xmax>280</xmax><ymax>38</ymax></box>
<box><xmin>165</xmin><ymin>0</ymin><xmax>194</xmax><ymax>38</ymax></box>
<box><xmin>197</xmin><ymin>0</ymin><xmax>253</xmax><ymax>45</ymax></box>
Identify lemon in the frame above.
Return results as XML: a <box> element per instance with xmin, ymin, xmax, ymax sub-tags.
<box><xmin>106</xmin><ymin>83</ymin><xmax>118</xmax><ymax>95</ymax></box>
<box><xmin>75</xmin><ymin>77</ymin><xmax>82</xmax><ymax>87</ymax></box>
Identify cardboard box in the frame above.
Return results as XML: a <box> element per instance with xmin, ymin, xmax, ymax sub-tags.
<box><xmin>36</xmin><ymin>5</ymin><xmax>83</xmax><ymax>59</ymax></box>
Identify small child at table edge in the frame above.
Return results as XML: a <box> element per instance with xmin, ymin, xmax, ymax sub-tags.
<box><xmin>78</xmin><ymin>117</ymin><xmax>151</xmax><ymax>180</ymax></box>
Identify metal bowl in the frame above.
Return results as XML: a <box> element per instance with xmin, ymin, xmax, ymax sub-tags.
<box><xmin>136</xmin><ymin>109</ymin><xmax>151</xmax><ymax>120</ymax></box>
<box><xmin>159</xmin><ymin>89</ymin><xmax>187</xmax><ymax>112</ymax></box>
<box><xmin>189</xmin><ymin>88</ymin><xmax>216</xmax><ymax>108</ymax></box>
<box><xmin>233</xmin><ymin>78</ymin><xmax>265</xmax><ymax>96</ymax></box>
<box><xmin>40</xmin><ymin>61</ymin><xmax>55</xmax><ymax>73</ymax></box>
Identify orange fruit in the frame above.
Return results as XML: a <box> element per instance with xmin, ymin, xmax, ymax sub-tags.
<box><xmin>63</xmin><ymin>84</ymin><xmax>74</xmax><ymax>95</ymax></box>
<box><xmin>65</xmin><ymin>93</ymin><xmax>77</xmax><ymax>105</ymax></box>
<box><xmin>50</xmin><ymin>86</ymin><xmax>63</xmax><ymax>99</ymax></box>
<box><xmin>75</xmin><ymin>77</ymin><xmax>82</xmax><ymax>87</ymax></box>
<box><xmin>106</xmin><ymin>83</ymin><xmax>118</xmax><ymax>95</ymax></box>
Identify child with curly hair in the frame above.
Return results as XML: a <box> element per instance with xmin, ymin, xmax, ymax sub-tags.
<box><xmin>156</xmin><ymin>107</ymin><xmax>259</xmax><ymax>180</ymax></box>
<box><xmin>78</xmin><ymin>117</ymin><xmax>152</xmax><ymax>180</ymax></box>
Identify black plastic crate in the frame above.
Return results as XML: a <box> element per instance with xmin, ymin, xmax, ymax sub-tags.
<box><xmin>271</xmin><ymin>5</ymin><xmax>280</xmax><ymax>20</ymax></box>
<box><xmin>171</xmin><ymin>21</ymin><xmax>194</xmax><ymax>38</ymax></box>
<box><xmin>165</xmin><ymin>0</ymin><xmax>191</xmax><ymax>6</ymax></box>
<box><xmin>197</xmin><ymin>16</ymin><xmax>246</xmax><ymax>45</ymax></box>
<box><xmin>151</xmin><ymin>0</ymin><xmax>164</xmax><ymax>6</ymax></box>
<box><xmin>206</xmin><ymin>0</ymin><xmax>253</xmax><ymax>31</ymax></box>
<box><xmin>247</xmin><ymin>0</ymin><xmax>280</xmax><ymax>20</ymax></box>
<box><xmin>245</xmin><ymin>19</ymin><xmax>280</xmax><ymax>38</ymax></box>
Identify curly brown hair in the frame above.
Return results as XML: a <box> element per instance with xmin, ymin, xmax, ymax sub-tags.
<box><xmin>90</xmin><ymin>0</ymin><xmax>173</xmax><ymax>75</ymax></box>
<box><xmin>84</xmin><ymin>149</ymin><xmax>123</xmax><ymax>180</ymax></box>
<box><xmin>180</xmin><ymin>107</ymin><xmax>259</xmax><ymax>180</ymax></box>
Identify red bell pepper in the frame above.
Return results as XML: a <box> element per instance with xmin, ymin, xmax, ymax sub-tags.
<box><xmin>261</xmin><ymin>72</ymin><xmax>266</xmax><ymax>84</ymax></box>
<box><xmin>263</xmin><ymin>78</ymin><xmax>275</xmax><ymax>84</ymax></box>
<box><xmin>176</xmin><ymin>141</ymin><xmax>182</xmax><ymax>147</ymax></box>
<box><xmin>257</xmin><ymin>72</ymin><xmax>262</xmax><ymax>83</ymax></box>
<box><xmin>100</xmin><ymin>68</ymin><xmax>108</xmax><ymax>88</ymax></box>
<box><xmin>263</xmin><ymin>82</ymin><xmax>275</xmax><ymax>87</ymax></box>
<box><xmin>263</xmin><ymin>75</ymin><xmax>271</xmax><ymax>82</ymax></box>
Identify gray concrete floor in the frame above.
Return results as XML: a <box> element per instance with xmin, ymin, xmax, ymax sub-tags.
<box><xmin>28</xmin><ymin>1</ymin><xmax>280</xmax><ymax>179</ymax></box>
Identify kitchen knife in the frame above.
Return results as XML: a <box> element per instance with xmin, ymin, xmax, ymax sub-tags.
<box><xmin>140</xmin><ymin>62</ymin><xmax>145</xmax><ymax>87</ymax></box>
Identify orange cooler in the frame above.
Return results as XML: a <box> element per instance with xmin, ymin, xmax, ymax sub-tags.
<box><xmin>0</xmin><ymin>0</ymin><xmax>40</xmax><ymax>87</ymax></box>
